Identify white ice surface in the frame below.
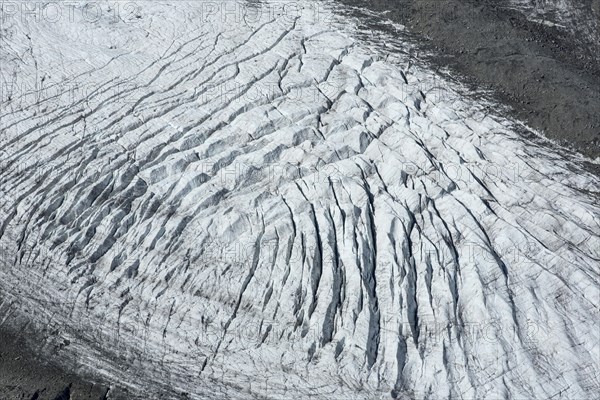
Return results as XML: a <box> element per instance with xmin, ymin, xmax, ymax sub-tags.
<box><xmin>0</xmin><ymin>1</ymin><xmax>599</xmax><ymax>399</ymax></box>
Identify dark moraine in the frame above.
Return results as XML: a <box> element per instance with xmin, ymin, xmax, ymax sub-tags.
<box><xmin>0</xmin><ymin>292</ymin><xmax>123</xmax><ymax>399</ymax></box>
<box><xmin>0</xmin><ymin>329</ymin><xmax>109</xmax><ymax>399</ymax></box>
<box><xmin>336</xmin><ymin>0</ymin><xmax>600</xmax><ymax>159</ymax></box>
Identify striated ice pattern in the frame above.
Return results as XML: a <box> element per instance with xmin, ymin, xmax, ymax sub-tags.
<box><xmin>0</xmin><ymin>1</ymin><xmax>598</xmax><ymax>399</ymax></box>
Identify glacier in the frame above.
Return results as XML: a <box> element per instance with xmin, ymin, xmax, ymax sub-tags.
<box><xmin>0</xmin><ymin>1</ymin><xmax>599</xmax><ymax>398</ymax></box>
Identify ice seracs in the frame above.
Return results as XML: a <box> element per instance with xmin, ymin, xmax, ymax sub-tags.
<box><xmin>0</xmin><ymin>1</ymin><xmax>598</xmax><ymax>399</ymax></box>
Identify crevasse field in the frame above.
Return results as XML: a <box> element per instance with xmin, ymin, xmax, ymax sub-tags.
<box><xmin>0</xmin><ymin>1</ymin><xmax>598</xmax><ymax>399</ymax></box>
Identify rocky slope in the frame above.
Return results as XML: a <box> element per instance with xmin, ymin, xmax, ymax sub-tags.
<box><xmin>337</xmin><ymin>0</ymin><xmax>600</xmax><ymax>159</ymax></box>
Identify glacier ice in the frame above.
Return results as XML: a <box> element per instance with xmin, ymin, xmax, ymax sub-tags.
<box><xmin>0</xmin><ymin>1</ymin><xmax>598</xmax><ymax>398</ymax></box>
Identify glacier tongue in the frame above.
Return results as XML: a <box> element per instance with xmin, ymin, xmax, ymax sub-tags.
<box><xmin>0</xmin><ymin>1</ymin><xmax>599</xmax><ymax>398</ymax></box>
